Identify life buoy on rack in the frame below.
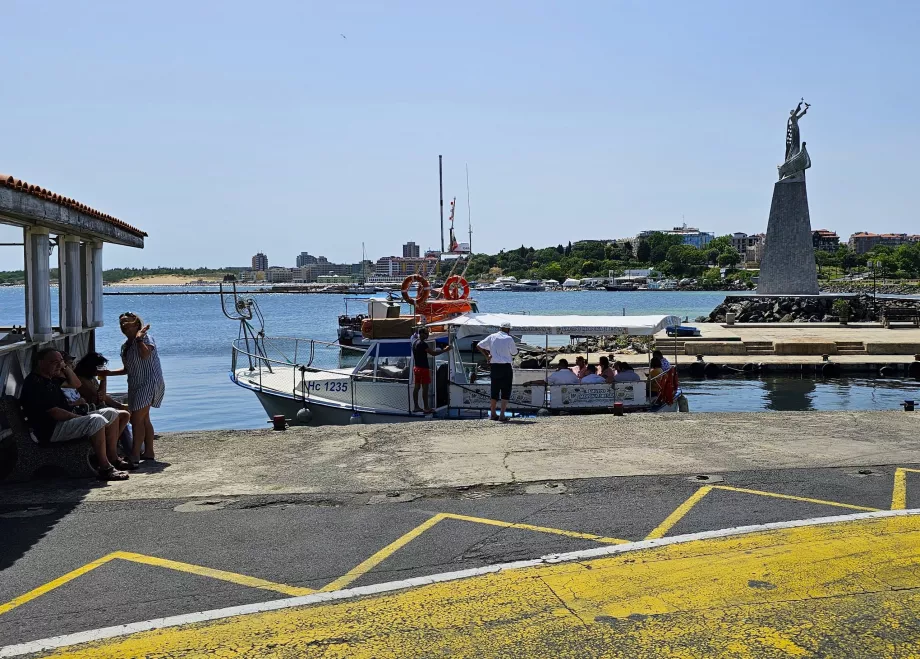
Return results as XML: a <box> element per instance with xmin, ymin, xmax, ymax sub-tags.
<box><xmin>442</xmin><ymin>275</ymin><xmax>470</xmax><ymax>300</ymax></box>
<box><xmin>401</xmin><ymin>274</ymin><xmax>430</xmax><ymax>305</ymax></box>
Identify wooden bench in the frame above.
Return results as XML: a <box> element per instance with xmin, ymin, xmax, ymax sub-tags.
<box><xmin>881</xmin><ymin>308</ymin><xmax>920</xmax><ymax>329</ymax></box>
<box><xmin>0</xmin><ymin>397</ymin><xmax>95</xmax><ymax>482</ymax></box>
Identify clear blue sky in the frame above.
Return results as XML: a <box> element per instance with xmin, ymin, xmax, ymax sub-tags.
<box><xmin>2</xmin><ymin>0</ymin><xmax>918</xmax><ymax>270</ymax></box>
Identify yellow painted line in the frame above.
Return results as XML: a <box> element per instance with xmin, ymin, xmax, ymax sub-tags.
<box><xmin>440</xmin><ymin>513</ymin><xmax>628</xmax><ymax>544</ymax></box>
<box><xmin>893</xmin><ymin>468</ymin><xmax>920</xmax><ymax>510</ymax></box>
<box><xmin>0</xmin><ymin>553</ymin><xmax>119</xmax><ymax>617</ymax></box>
<box><xmin>111</xmin><ymin>552</ymin><xmax>315</xmax><ymax>597</ymax></box>
<box><xmin>42</xmin><ymin>514</ymin><xmax>920</xmax><ymax>658</ymax></box>
<box><xmin>645</xmin><ymin>485</ymin><xmax>712</xmax><ymax>539</ymax></box>
<box><xmin>893</xmin><ymin>468</ymin><xmax>908</xmax><ymax>510</ymax></box>
<box><xmin>712</xmin><ymin>485</ymin><xmax>880</xmax><ymax>512</ymax></box>
<box><xmin>320</xmin><ymin>513</ymin><xmax>448</xmax><ymax>592</ymax></box>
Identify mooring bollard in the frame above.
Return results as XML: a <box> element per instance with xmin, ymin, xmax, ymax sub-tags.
<box><xmin>272</xmin><ymin>414</ymin><xmax>286</xmax><ymax>431</ymax></box>
<box><xmin>613</xmin><ymin>402</ymin><xmax>624</xmax><ymax>416</ymax></box>
<box><xmin>904</xmin><ymin>400</ymin><xmax>915</xmax><ymax>412</ymax></box>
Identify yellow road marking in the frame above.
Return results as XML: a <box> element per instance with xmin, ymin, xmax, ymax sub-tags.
<box><xmin>111</xmin><ymin>552</ymin><xmax>315</xmax><ymax>597</ymax></box>
<box><xmin>645</xmin><ymin>485</ymin><xmax>712</xmax><ymax>539</ymax></box>
<box><xmin>0</xmin><ymin>553</ymin><xmax>120</xmax><ymax>617</ymax></box>
<box><xmin>46</xmin><ymin>514</ymin><xmax>920</xmax><ymax>658</ymax></box>
<box><xmin>319</xmin><ymin>513</ymin><xmax>447</xmax><ymax>592</ymax></box>
<box><xmin>712</xmin><ymin>485</ymin><xmax>880</xmax><ymax>512</ymax></box>
<box><xmin>892</xmin><ymin>468</ymin><xmax>920</xmax><ymax>510</ymax></box>
<box><xmin>439</xmin><ymin>513</ymin><xmax>628</xmax><ymax>544</ymax></box>
<box><xmin>321</xmin><ymin>513</ymin><xmax>628</xmax><ymax>592</ymax></box>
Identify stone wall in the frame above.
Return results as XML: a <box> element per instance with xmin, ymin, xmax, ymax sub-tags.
<box><xmin>701</xmin><ymin>294</ymin><xmax>920</xmax><ymax>323</ymax></box>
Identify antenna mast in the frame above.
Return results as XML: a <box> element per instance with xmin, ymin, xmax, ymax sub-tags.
<box><xmin>466</xmin><ymin>163</ymin><xmax>472</xmax><ymax>254</ymax></box>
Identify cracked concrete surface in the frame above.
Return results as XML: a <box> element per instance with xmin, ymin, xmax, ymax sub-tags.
<box><xmin>3</xmin><ymin>411</ymin><xmax>920</xmax><ymax>504</ymax></box>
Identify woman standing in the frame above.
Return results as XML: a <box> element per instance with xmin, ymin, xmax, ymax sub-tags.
<box><xmin>102</xmin><ymin>312</ymin><xmax>165</xmax><ymax>465</ymax></box>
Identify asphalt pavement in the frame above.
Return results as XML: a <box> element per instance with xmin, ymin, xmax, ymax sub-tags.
<box><xmin>1</xmin><ymin>462</ymin><xmax>915</xmax><ymax>651</ymax></box>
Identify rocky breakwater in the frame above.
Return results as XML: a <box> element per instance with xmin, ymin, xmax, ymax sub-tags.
<box><xmin>702</xmin><ymin>294</ymin><xmax>920</xmax><ymax>323</ymax></box>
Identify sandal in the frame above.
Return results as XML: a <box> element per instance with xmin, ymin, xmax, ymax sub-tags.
<box><xmin>97</xmin><ymin>466</ymin><xmax>129</xmax><ymax>482</ymax></box>
<box><xmin>113</xmin><ymin>458</ymin><xmax>139</xmax><ymax>471</ymax></box>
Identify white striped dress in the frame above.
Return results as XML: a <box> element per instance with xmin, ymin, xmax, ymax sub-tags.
<box><xmin>122</xmin><ymin>334</ymin><xmax>166</xmax><ymax>412</ymax></box>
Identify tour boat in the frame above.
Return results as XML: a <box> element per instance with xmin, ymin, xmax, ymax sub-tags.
<box><xmin>224</xmin><ymin>280</ymin><xmax>686</xmax><ymax>426</ymax></box>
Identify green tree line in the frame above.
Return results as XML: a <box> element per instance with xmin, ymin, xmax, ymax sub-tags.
<box><xmin>464</xmin><ymin>233</ymin><xmax>743</xmax><ymax>282</ymax></box>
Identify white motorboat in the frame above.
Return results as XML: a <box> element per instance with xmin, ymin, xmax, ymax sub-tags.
<box><xmin>511</xmin><ymin>279</ymin><xmax>546</xmax><ymax>292</ymax></box>
<box><xmin>225</xmin><ymin>284</ymin><xmax>686</xmax><ymax>425</ymax></box>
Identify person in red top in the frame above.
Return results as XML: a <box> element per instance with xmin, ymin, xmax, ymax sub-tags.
<box><xmin>412</xmin><ymin>327</ymin><xmax>450</xmax><ymax>414</ymax></box>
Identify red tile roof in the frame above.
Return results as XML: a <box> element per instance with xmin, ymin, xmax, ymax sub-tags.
<box><xmin>0</xmin><ymin>174</ymin><xmax>146</xmax><ymax>238</ymax></box>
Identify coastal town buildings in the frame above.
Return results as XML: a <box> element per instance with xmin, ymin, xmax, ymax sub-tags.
<box><xmin>636</xmin><ymin>226</ymin><xmax>714</xmax><ymax>249</ymax></box>
<box><xmin>296</xmin><ymin>252</ymin><xmax>319</xmax><ymax>267</ymax></box>
<box><xmin>812</xmin><ymin>229</ymin><xmax>840</xmax><ymax>252</ymax></box>
<box><xmin>731</xmin><ymin>232</ymin><xmax>763</xmax><ymax>257</ymax></box>
<box><xmin>374</xmin><ymin>255</ymin><xmax>438</xmax><ymax>278</ymax></box>
<box><xmin>847</xmin><ymin>232</ymin><xmax>920</xmax><ymax>254</ymax></box>
<box><xmin>251</xmin><ymin>252</ymin><xmax>268</xmax><ymax>271</ymax></box>
<box><xmin>402</xmin><ymin>241</ymin><xmax>420</xmax><ymax>258</ymax></box>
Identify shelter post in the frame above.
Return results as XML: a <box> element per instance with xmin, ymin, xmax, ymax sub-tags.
<box><xmin>58</xmin><ymin>235</ymin><xmax>82</xmax><ymax>334</ymax></box>
<box><xmin>81</xmin><ymin>241</ymin><xmax>104</xmax><ymax>328</ymax></box>
<box><xmin>24</xmin><ymin>226</ymin><xmax>52</xmax><ymax>343</ymax></box>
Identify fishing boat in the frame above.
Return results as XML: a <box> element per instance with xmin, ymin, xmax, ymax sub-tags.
<box><xmin>223</xmin><ymin>279</ymin><xmax>685</xmax><ymax>425</ymax></box>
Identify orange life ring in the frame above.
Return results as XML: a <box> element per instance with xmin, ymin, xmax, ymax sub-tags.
<box><xmin>442</xmin><ymin>275</ymin><xmax>470</xmax><ymax>300</ymax></box>
<box><xmin>401</xmin><ymin>274</ymin><xmax>430</xmax><ymax>305</ymax></box>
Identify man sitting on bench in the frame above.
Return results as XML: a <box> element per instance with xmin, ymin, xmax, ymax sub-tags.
<box><xmin>20</xmin><ymin>349</ymin><xmax>131</xmax><ymax>481</ymax></box>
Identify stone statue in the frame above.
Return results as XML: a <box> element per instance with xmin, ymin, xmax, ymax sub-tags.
<box><xmin>778</xmin><ymin>99</ymin><xmax>812</xmax><ymax>181</ymax></box>
<box><xmin>785</xmin><ymin>99</ymin><xmax>810</xmax><ymax>160</ymax></box>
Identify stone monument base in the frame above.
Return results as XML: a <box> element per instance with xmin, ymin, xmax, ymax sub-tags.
<box><xmin>757</xmin><ymin>173</ymin><xmax>819</xmax><ymax>295</ymax></box>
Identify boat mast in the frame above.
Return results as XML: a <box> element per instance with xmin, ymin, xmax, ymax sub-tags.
<box><xmin>465</xmin><ymin>163</ymin><xmax>472</xmax><ymax>255</ymax></box>
<box><xmin>439</xmin><ymin>155</ymin><xmax>445</xmax><ymax>256</ymax></box>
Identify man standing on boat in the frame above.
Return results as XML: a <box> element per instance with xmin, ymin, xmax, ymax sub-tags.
<box><xmin>477</xmin><ymin>321</ymin><xmax>518</xmax><ymax>422</ymax></box>
<box><xmin>412</xmin><ymin>327</ymin><xmax>450</xmax><ymax>415</ymax></box>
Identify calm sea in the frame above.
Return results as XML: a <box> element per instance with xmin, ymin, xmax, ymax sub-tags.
<box><xmin>1</xmin><ymin>287</ymin><xmax>917</xmax><ymax>430</ymax></box>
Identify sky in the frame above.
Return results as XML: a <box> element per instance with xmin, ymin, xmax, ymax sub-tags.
<box><xmin>2</xmin><ymin>0</ymin><xmax>919</xmax><ymax>270</ymax></box>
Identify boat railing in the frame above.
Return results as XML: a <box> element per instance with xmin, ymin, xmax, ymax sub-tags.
<box><xmin>232</xmin><ymin>336</ymin><xmax>415</xmax><ymax>413</ymax></box>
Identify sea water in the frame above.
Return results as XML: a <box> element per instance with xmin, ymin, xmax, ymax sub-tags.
<box><xmin>0</xmin><ymin>287</ymin><xmax>917</xmax><ymax>430</ymax></box>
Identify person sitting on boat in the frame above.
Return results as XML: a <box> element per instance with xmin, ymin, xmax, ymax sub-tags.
<box><xmin>648</xmin><ymin>356</ymin><xmax>664</xmax><ymax>396</ymax></box>
<box><xmin>580</xmin><ymin>366</ymin><xmax>606</xmax><ymax>384</ymax></box>
<box><xmin>652</xmin><ymin>350</ymin><xmax>672</xmax><ymax>372</ymax></box>
<box><xmin>614</xmin><ymin>362</ymin><xmax>642</xmax><ymax>382</ymax></box>
<box><xmin>573</xmin><ymin>356</ymin><xmax>591</xmax><ymax>379</ymax></box>
<box><xmin>477</xmin><ymin>321</ymin><xmax>518</xmax><ymax>422</ymax></box>
<box><xmin>411</xmin><ymin>327</ymin><xmax>450</xmax><ymax>414</ymax></box>
<box><xmin>547</xmin><ymin>359</ymin><xmax>579</xmax><ymax>385</ymax></box>
<box><xmin>598</xmin><ymin>356</ymin><xmax>617</xmax><ymax>384</ymax></box>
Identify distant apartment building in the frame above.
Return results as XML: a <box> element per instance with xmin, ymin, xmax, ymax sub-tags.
<box><xmin>637</xmin><ymin>226</ymin><xmax>714</xmax><ymax>249</ymax></box>
<box><xmin>402</xmin><ymin>241</ymin><xmax>420</xmax><ymax>258</ymax></box>
<box><xmin>848</xmin><ymin>232</ymin><xmax>920</xmax><ymax>254</ymax></box>
<box><xmin>294</xmin><ymin>261</ymin><xmax>361</xmax><ymax>283</ymax></box>
<box><xmin>266</xmin><ymin>266</ymin><xmax>293</xmax><ymax>283</ymax></box>
<box><xmin>731</xmin><ymin>232</ymin><xmax>763</xmax><ymax>256</ymax></box>
<box><xmin>745</xmin><ymin>241</ymin><xmax>765</xmax><ymax>264</ymax></box>
<box><xmin>812</xmin><ymin>229</ymin><xmax>840</xmax><ymax>252</ymax></box>
<box><xmin>374</xmin><ymin>256</ymin><xmax>438</xmax><ymax>278</ymax></box>
<box><xmin>296</xmin><ymin>252</ymin><xmax>319</xmax><ymax>267</ymax></box>
<box><xmin>251</xmin><ymin>252</ymin><xmax>268</xmax><ymax>271</ymax></box>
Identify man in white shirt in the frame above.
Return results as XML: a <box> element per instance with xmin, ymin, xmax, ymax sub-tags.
<box><xmin>476</xmin><ymin>321</ymin><xmax>518</xmax><ymax>422</ymax></box>
<box><xmin>547</xmin><ymin>359</ymin><xmax>580</xmax><ymax>385</ymax></box>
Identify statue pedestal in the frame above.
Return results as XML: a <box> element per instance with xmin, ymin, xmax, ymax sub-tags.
<box><xmin>758</xmin><ymin>173</ymin><xmax>819</xmax><ymax>295</ymax></box>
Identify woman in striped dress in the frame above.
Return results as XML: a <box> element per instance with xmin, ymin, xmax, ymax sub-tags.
<box><xmin>102</xmin><ymin>312</ymin><xmax>165</xmax><ymax>465</ymax></box>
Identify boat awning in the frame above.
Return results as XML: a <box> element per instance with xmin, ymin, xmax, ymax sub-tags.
<box><xmin>435</xmin><ymin>313</ymin><xmax>681</xmax><ymax>336</ymax></box>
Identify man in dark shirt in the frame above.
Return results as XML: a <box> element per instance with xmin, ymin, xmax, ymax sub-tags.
<box><xmin>20</xmin><ymin>349</ymin><xmax>129</xmax><ymax>481</ymax></box>
<box><xmin>411</xmin><ymin>327</ymin><xmax>450</xmax><ymax>414</ymax></box>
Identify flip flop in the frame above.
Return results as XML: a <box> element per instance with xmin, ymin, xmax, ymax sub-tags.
<box><xmin>97</xmin><ymin>466</ymin><xmax>129</xmax><ymax>482</ymax></box>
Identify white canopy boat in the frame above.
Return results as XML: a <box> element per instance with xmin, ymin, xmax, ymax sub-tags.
<box><xmin>225</xmin><ymin>278</ymin><xmax>687</xmax><ymax>425</ymax></box>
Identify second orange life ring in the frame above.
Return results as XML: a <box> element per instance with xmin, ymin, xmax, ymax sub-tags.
<box><xmin>401</xmin><ymin>274</ymin><xmax>430</xmax><ymax>305</ymax></box>
<box><xmin>442</xmin><ymin>275</ymin><xmax>470</xmax><ymax>300</ymax></box>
